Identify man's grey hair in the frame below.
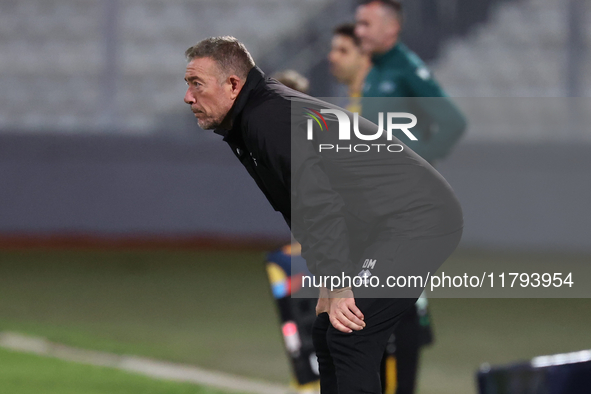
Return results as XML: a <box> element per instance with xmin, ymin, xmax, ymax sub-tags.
<box><xmin>185</xmin><ymin>36</ymin><xmax>255</xmax><ymax>80</ymax></box>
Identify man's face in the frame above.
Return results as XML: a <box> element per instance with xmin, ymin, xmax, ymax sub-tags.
<box><xmin>355</xmin><ymin>2</ymin><xmax>400</xmax><ymax>54</ymax></box>
<box><xmin>184</xmin><ymin>57</ymin><xmax>237</xmax><ymax>130</ymax></box>
<box><xmin>328</xmin><ymin>35</ymin><xmax>365</xmax><ymax>84</ymax></box>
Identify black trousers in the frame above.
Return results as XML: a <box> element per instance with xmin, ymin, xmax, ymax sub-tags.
<box><xmin>312</xmin><ymin>228</ymin><xmax>462</xmax><ymax>394</ymax></box>
<box><xmin>313</xmin><ymin>298</ymin><xmax>417</xmax><ymax>394</ymax></box>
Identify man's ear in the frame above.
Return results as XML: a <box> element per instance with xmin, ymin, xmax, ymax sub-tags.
<box><xmin>387</xmin><ymin>14</ymin><xmax>401</xmax><ymax>39</ymax></box>
<box><xmin>392</xmin><ymin>19</ymin><xmax>401</xmax><ymax>37</ymax></box>
<box><xmin>227</xmin><ymin>75</ymin><xmax>243</xmax><ymax>100</ymax></box>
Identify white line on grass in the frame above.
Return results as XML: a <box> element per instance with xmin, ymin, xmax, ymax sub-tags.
<box><xmin>0</xmin><ymin>331</ymin><xmax>294</xmax><ymax>394</ymax></box>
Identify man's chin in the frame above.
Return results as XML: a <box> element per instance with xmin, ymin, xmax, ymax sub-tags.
<box><xmin>197</xmin><ymin>119</ymin><xmax>219</xmax><ymax>130</ymax></box>
<box><xmin>330</xmin><ymin>68</ymin><xmax>345</xmax><ymax>83</ymax></box>
<box><xmin>360</xmin><ymin>42</ymin><xmax>376</xmax><ymax>55</ymax></box>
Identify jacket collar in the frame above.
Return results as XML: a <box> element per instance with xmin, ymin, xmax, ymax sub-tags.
<box><xmin>371</xmin><ymin>42</ymin><xmax>402</xmax><ymax>66</ymax></box>
<box><xmin>214</xmin><ymin>65</ymin><xmax>266</xmax><ymax>140</ymax></box>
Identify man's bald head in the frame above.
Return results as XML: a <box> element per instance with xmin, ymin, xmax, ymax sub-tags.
<box><xmin>355</xmin><ymin>0</ymin><xmax>403</xmax><ymax>55</ymax></box>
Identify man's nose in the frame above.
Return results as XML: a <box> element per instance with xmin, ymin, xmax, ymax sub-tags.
<box><xmin>184</xmin><ymin>88</ymin><xmax>194</xmax><ymax>105</ymax></box>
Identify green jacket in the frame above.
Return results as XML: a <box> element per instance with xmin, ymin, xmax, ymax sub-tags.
<box><xmin>362</xmin><ymin>42</ymin><xmax>466</xmax><ymax>163</ymax></box>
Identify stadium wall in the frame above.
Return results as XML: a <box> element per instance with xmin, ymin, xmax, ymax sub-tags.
<box><xmin>0</xmin><ymin>134</ymin><xmax>589</xmax><ymax>253</ymax></box>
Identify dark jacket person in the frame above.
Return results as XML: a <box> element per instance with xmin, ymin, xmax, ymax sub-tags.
<box><xmin>183</xmin><ymin>36</ymin><xmax>463</xmax><ymax>394</ymax></box>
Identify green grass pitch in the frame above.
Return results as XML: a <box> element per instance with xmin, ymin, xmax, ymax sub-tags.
<box><xmin>0</xmin><ymin>248</ymin><xmax>590</xmax><ymax>394</ymax></box>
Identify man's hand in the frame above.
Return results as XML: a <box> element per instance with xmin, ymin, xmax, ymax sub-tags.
<box><xmin>328</xmin><ymin>287</ymin><xmax>366</xmax><ymax>333</ymax></box>
<box><xmin>316</xmin><ymin>286</ymin><xmax>330</xmax><ymax>316</ymax></box>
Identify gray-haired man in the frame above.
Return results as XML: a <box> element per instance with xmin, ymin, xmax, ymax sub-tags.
<box><xmin>183</xmin><ymin>36</ymin><xmax>463</xmax><ymax>394</ymax></box>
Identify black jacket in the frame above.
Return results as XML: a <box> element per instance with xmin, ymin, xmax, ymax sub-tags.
<box><xmin>214</xmin><ymin>66</ymin><xmax>463</xmax><ymax>278</ymax></box>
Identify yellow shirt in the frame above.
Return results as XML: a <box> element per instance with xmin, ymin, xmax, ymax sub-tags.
<box><xmin>346</xmin><ymin>91</ymin><xmax>362</xmax><ymax>115</ymax></box>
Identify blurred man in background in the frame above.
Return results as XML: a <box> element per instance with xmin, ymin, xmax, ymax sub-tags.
<box><xmin>355</xmin><ymin>0</ymin><xmax>467</xmax><ymax>165</ymax></box>
<box><xmin>328</xmin><ymin>23</ymin><xmax>371</xmax><ymax>114</ymax></box>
